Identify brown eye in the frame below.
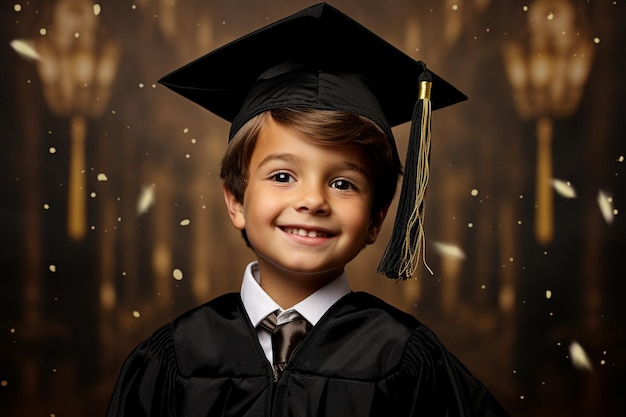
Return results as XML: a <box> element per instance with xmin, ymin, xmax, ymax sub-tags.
<box><xmin>271</xmin><ymin>172</ymin><xmax>294</xmax><ymax>183</ymax></box>
<box><xmin>331</xmin><ymin>179</ymin><xmax>355</xmax><ymax>190</ymax></box>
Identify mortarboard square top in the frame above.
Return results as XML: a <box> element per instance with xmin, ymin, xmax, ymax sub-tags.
<box><xmin>158</xmin><ymin>2</ymin><xmax>466</xmax><ymax>140</ymax></box>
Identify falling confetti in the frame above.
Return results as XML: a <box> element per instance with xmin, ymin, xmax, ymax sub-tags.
<box><xmin>49</xmin><ymin>265</ymin><xmax>56</xmax><ymax>272</ymax></box>
<box><xmin>470</xmin><ymin>188</ymin><xmax>479</xmax><ymax>197</ymax></box>
<box><xmin>97</xmin><ymin>173</ymin><xmax>108</xmax><ymax>181</ymax></box>
<box><xmin>545</xmin><ymin>289</ymin><xmax>552</xmax><ymax>299</ymax></box>
<box><xmin>10</xmin><ymin>39</ymin><xmax>41</xmax><ymax>61</ymax></box>
<box><xmin>180</xmin><ymin>219</ymin><xmax>191</xmax><ymax>226</ymax></box>
<box><xmin>136</xmin><ymin>185</ymin><xmax>155</xmax><ymax>215</ymax></box>
<box><xmin>431</xmin><ymin>241</ymin><xmax>466</xmax><ymax>260</ymax></box>
<box><xmin>132</xmin><ymin>310</ymin><xmax>141</xmax><ymax>318</ymax></box>
<box><xmin>173</xmin><ymin>269</ymin><xmax>184</xmax><ymax>281</ymax></box>
<box><xmin>597</xmin><ymin>190</ymin><xmax>614</xmax><ymax>224</ymax></box>
<box><xmin>569</xmin><ymin>340</ymin><xmax>593</xmax><ymax>372</ymax></box>
<box><xmin>551</xmin><ymin>179</ymin><xmax>577</xmax><ymax>199</ymax></box>
<box><xmin>93</xmin><ymin>4</ymin><xmax>101</xmax><ymax>16</ymax></box>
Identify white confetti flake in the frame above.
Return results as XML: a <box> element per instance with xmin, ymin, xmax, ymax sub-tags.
<box><xmin>10</xmin><ymin>39</ymin><xmax>41</xmax><ymax>61</ymax></box>
<box><xmin>597</xmin><ymin>190</ymin><xmax>614</xmax><ymax>224</ymax></box>
<box><xmin>545</xmin><ymin>290</ymin><xmax>552</xmax><ymax>299</ymax></box>
<box><xmin>137</xmin><ymin>185</ymin><xmax>155</xmax><ymax>215</ymax></box>
<box><xmin>470</xmin><ymin>188</ymin><xmax>479</xmax><ymax>197</ymax></box>
<box><xmin>618</xmin><ymin>155</ymin><xmax>624</xmax><ymax>163</ymax></box>
<box><xmin>132</xmin><ymin>310</ymin><xmax>141</xmax><ymax>318</ymax></box>
<box><xmin>49</xmin><ymin>265</ymin><xmax>56</xmax><ymax>272</ymax></box>
<box><xmin>93</xmin><ymin>4</ymin><xmax>101</xmax><ymax>16</ymax></box>
<box><xmin>14</xmin><ymin>4</ymin><xmax>21</xmax><ymax>12</ymax></box>
<box><xmin>569</xmin><ymin>340</ymin><xmax>593</xmax><ymax>372</ymax></box>
<box><xmin>97</xmin><ymin>173</ymin><xmax>108</xmax><ymax>181</ymax></box>
<box><xmin>180</xmin><ymin>219</ymin><xmax>191</xmax><ymax>226</ymax></box>
<box><xmin>431</xmin><ymin>241</ymin><xmax>466</xmax><ymax>260</ymax></box>
<box><xmin>173</xmin><ymin>269</ymin><xmax>184</xmax><ymax>281</ymax></box>
<box><xmin>551</xmin><ymin>179</ymin><xmax>577</xmax><ymax>199</ymax></box>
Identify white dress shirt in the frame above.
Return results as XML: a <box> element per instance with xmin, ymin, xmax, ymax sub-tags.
<box><xmin>240</xmin><ymin>261</ymin><xmax>351</xmax><ymax>363</ymax></box>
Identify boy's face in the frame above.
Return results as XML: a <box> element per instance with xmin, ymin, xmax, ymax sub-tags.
<box><xmin>224</xmin><ymin>116</ymin><xmax>387</xmax><ymax>289</ymax></box>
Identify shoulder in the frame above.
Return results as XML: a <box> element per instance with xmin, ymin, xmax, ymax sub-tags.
<box><xmin>128</xmin><ymin>293</ymin><xmax>241</xmax><ymax>364</ymax></box>
<box><xmin>334</xmin><ymin>291</ymin><xmax>421</xmax><ymax>329</ymax></box>
<box><xmin>173</xmin><ymin>292</ymin><xmax>242</xmax><ymax>332</ymax></box>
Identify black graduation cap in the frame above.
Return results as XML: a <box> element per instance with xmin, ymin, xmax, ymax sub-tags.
<box><xmin>159</xmin><ymin>2</ymin><xmax>467</xmax><ymax>280</ymax></box>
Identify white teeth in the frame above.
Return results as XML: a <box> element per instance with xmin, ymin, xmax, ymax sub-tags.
<box><xmin>285</xmin><ymin>227</ymin><xmax>327</xmax><ymax>238</ymax></box>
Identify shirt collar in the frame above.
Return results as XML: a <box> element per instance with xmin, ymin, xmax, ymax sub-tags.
<box><xmin>240</xmin><ymin>261</ymin><xmax>351</xmax><ymax>327</ymax></box>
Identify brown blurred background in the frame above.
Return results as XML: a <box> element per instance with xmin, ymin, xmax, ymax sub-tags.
<box><xmin>1</xmin><ymin>0</ymin><xmax>624</xmax><ymax>416</ymax></box>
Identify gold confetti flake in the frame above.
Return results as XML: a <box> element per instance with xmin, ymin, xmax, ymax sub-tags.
<box><xmin>545</xmin><ymin>290</ymin><xmax>552</xmax><ymax>299</ymax></box>
<box><xmin>93</xmin><ymin>4</ymin><xmax>101</xmax><ymax>16</ymax></box>
<box><xmin>10</xmin><ymin>39</ymin><xmax>41</xmax><ymax>61</ymax></box>
<box><xmin>431</xmin><ymin>241</ymin><xmax>466</xmax><ymax>259</ymax></box>
<box><xmin>173</xmin><ymin>269</ymin><xmax>184</xmax><ymax>281</ymax></box>
<box><xmin>132</xmin><ymin>310</ymin><xmax>141</xmax><ymax>318</ymax></box>
<box><xmin>97</xmin><ymin>173</ymin><xmax>108</xmax><ymax>181</ymax></box>
<box><xmin>597</xmin><ymin>190</ymin><xmax>614</xmax><ymax>224</ymax></box>
<box><xmin>180</xmin><ymin>219</ymin><xmax>191</xmax><ymax>226</ymax></box>
<box><xmin>137</xmin><ymin>185</ymin><xmax>155</xmax><ymax>215</ymax></box>
<box><xmin>551</xmin><ymin>179</ymin><xmax>577</xmax><ymax>199</ymax></box>
<box><xmin>569</xmin><ymin>340</ymin><xmax>593</xmax><ymax>371</ymax></box>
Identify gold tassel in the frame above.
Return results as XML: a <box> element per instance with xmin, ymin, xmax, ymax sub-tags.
<box><xmin>399</xmin><ymin>81</ymin><xmax>432</xmax><ymax>278</ymax></box>
<box><xmin>377</xmin><ymin>65</ymin><xmax>433</xmax><ymax>280</ymax></box>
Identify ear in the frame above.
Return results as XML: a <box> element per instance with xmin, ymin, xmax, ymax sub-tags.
<box><xmin>366</xmin><ymin>204</ymin><xmax>389</xmax><ymax>245</ymax></box>
<box><xmin>223</xmin><ymin>186</ymin><xmax>246</xmax><ymax>230</ymax></box>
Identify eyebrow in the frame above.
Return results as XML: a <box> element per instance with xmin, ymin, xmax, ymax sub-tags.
<box><xmin>257</xmin><ymin>153</ymin><xmax>298</xmax><ymax>168</ymax></box>
<box><xmin>257</xmin><ymin>152</ymin><xmax>369</xmax><ymax>177</ymax></box>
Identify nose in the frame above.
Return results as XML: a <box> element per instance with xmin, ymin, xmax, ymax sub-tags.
<box><xmin>295</xmin><ymin>182</ymin><xmax>330</xmax><ymax>215</ymax></box>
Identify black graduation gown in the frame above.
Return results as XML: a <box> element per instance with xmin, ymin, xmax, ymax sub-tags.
<box><xmin>106</xmin><ymin>292</ymin><xmax>509</xmax><ymax>417</ymax></box>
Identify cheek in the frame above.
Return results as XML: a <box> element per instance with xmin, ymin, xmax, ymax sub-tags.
<box><xmin>243</xmin><ymin>188</ymin><xmax>281</xmax><ymax>224</ymax></box>
<box><xmin>341</xmin><ymin>202</ymin><xmax>372</xmax><ymax>234</ymax></box>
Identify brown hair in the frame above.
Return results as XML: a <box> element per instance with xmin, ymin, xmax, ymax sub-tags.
<box><xmin>221</xmin><ymin>108</ymin><xmax>402</xmax><ymax>215</ymax></box>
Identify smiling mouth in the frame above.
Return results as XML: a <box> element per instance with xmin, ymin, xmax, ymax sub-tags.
<box><xmin>282</xmin><ymin>227</ymin><xmax>332</xmax><ymax>238</ymax></box>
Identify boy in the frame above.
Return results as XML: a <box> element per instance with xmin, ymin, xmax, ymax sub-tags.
<box><xmin>107</xmin><ymin>3</ymin><xmax>509</xmax><ymax>416</ymax></box>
